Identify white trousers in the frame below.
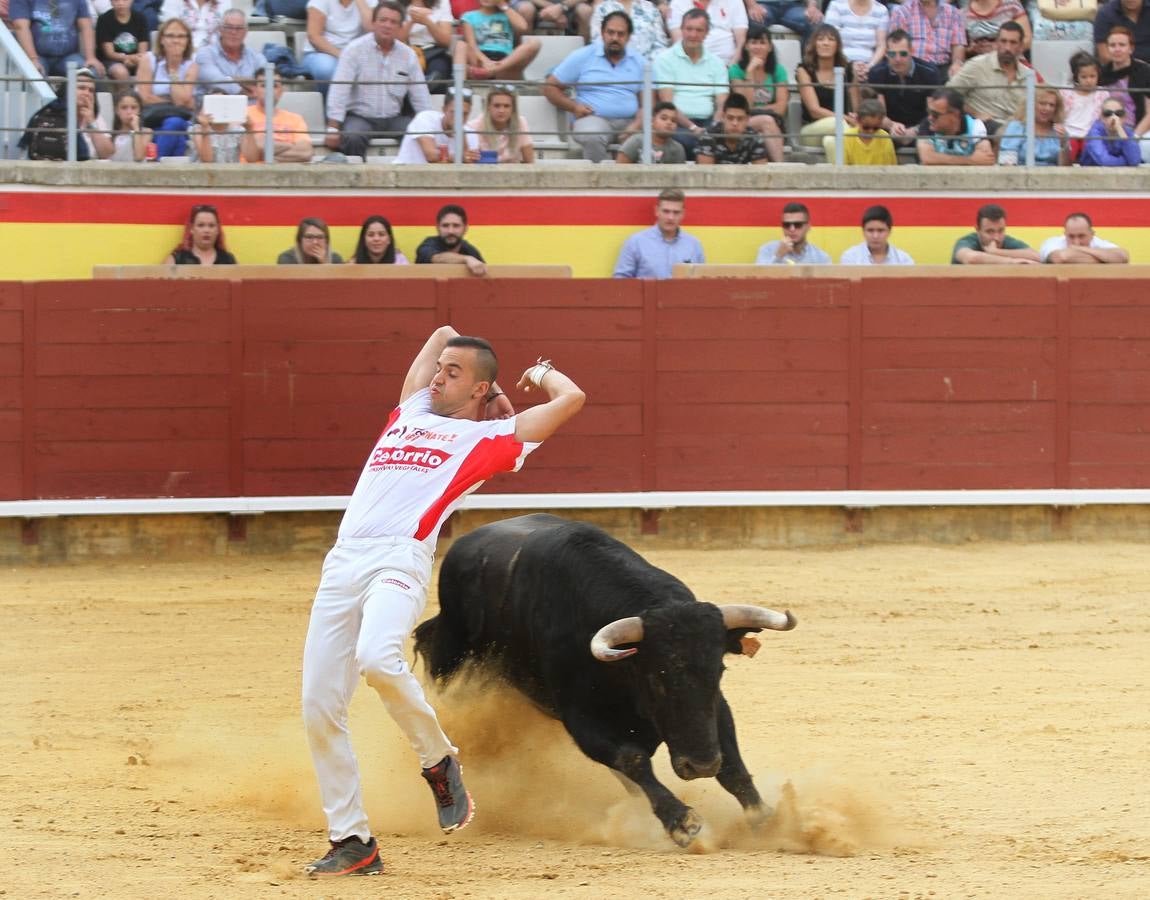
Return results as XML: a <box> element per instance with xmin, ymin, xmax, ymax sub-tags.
<box><xmin>301</xmin><ymin>536</ymin><xmax>457</xmax><ymax>842</ymax></box>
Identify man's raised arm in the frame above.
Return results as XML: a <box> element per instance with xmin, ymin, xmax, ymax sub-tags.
<box><xmin>513</xmin><ymin>360</ymin><xmax>586</xmax><ymax>443</ymax></box>
<box><xmin>400</xmin><ymin>325</ymin><xmax>460</xmax><ymax>403</ymax></box>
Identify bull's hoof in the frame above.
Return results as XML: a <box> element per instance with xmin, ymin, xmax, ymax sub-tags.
<box><xmin>745</xmin><ymin>803</ymin><xmax>774</xmax><ymax>831</ymax></box>
<box><xmin>669</xmin><ymin>809</ymin><xmax>704</xmax><ymax>848</ymax></box>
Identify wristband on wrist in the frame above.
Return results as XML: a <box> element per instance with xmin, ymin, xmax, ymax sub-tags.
<box><xmin>528</xmin><ymin>358</ymin><xmax>554</xmax><ymax>388</ymax></box>
<box><xmin>486</xmin><ymin>390</ymin><xmax>504</xmax><ymax>401</ymax></box>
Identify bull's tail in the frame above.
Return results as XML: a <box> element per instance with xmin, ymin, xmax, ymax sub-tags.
<box><xmin>412</xmin><ymin>614</ymin><xmax>469</xmax><ymax>683</ymax></box>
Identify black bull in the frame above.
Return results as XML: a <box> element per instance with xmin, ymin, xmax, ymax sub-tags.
<box><xmin>413</xmin><ymin>514</ymin><xmax>797</xmax><ymax>848</ymax></box>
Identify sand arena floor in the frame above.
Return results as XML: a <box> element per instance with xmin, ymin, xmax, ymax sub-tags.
<box><xmin>1</xmin><ymin>540</ymin><xmax>1147</xmax><ymax>899</ymax></box>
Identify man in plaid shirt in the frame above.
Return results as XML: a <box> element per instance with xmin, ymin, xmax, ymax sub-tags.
<box><xmin>890</xmin><ymin>0</ymin><xmax>967</xmax><ymax>77</ymax></box>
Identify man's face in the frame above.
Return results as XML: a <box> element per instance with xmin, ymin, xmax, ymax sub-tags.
<box><xmin>429</xmin><ymin>347</ymin><xmax>486</xmax><ymax>416</ymax></box>
<box><xmin>996</xmin><ymin>30</ymin><xmax>1022</xmax><ymax>66</ymax></box>
<box><xmin>602</xmin><ymin>18</ymin><xmax>630</xmax><ymax>57</ymax></box>
<box><xmin>220</xmin><ymin>15</ymin><xmax>248</xmax><ymax>53</ymax></box>
<box><xmin>1107</xmin><ymin>34</ymin><xmax>1133</xmax><ymax>67</ymax></box>
<box><xmin>926</xmin><ymin>97</ymin><xmax>959</xmax><ymax>135</ymax></box>
<box><xmin>111</xmin><ymin>0</ymin><xmax>132</xmax><ymax>15</ymax></box>
<box><xmin>680</xmin><ymin>17</ymin><xmax>708</xmax><ymax>51</ymax></box>
<box><xmin>886</xmin><ymin>38</ymin><xmax>912</xmax><ymax>75</ymax></box>
<box><xmin>373</xmin><ymin>8</ymin><xmax>402</xmax><ymax>46</ymax></box>
<box><xmin>863</xmin><ymin>220</ymin><xmax>891</xmax><ymax>253</ymax></box>
<box><xmin>1064</xmin><ymin>217</ymin><xmax>1094</xmax><ymax>247</ymax></box>
<box><xmin>1120</xmin><ymin>0</ymin><xmax>1141</xmax><ymax>13</ymax></box>
<box><xmin>781</xmin><ymin>211</ymin><xmax>810</xmax><ymax>244</ymax></box>
<box><xmin>252</xmin><ymin>78</ymin><xmax>284</xmax><ymax>105</ymax></box>
<box><xmin>655</xmin><ymin>200</ymin><xmax>685</xmax><ymax>235</ymax></box>
<box><xmin>653</xmin><ymin>108</ymin><xmax>677</xmax><ymax>134</ymax></box>
<box><xmin>437</xmin><ymin>213</ymin><xmax>467</xmax><ymax>247</ymax></box>
<box><xmin>722</xmin><ymin>106</ymin><xmax>748</xmax><ymax>134</ymax></box>
<box><xmin>976</xmin><ymin>217</ymin><xmax>1008</xmax><ymax>248</ymax></box>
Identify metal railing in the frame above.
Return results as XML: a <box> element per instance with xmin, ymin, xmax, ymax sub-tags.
<box><xmin>0</xmin><ymin>22</ymin><xmax>56</xmax><ymax>159</ymax></box>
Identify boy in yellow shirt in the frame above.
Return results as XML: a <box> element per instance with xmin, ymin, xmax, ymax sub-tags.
<box><xmin>825</xmin><ymin>98</ymin><xmax>897</xmax><ymax>166</ymax></box>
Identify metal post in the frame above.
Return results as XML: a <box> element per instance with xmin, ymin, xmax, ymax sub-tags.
<box><xmin>66</xmin><ymin>62</ymin><xmax>77</xmax><ymax>163</ymax></box>
<box><xmin>833</xmin><ymin>66</ymin><xmax>844</xmax><ymax>167</ymax></box>
<box><xmin>263</xmin><ymin>62</ymin><xmax>276</xmax><ymax>165</ymax></box>
<box><xmin>641</xmin><ymin>61</ymin><xmax>653</xmax><ymax>164</ymax></box>
<box><xmin>1024</xmin><ymin>67</ymin><xmax>1036</xmax><ymax>168</ymax></box>
<box><xmin>452</xmin><ymin>63</ymin><xmax>465</xmax><ymax>164</ymax></box>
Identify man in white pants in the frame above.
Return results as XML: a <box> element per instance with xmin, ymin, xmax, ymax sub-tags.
<box><xmin>301</xmin><ymin>326</ymin><xmax>586</xmax><ymax>876</ymax></box>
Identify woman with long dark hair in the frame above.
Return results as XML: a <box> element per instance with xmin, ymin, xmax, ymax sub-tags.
<box><xmin>163</xmin><ymin>205</ymin><xmax>236</xmax><ymax>265</ymax></box>
<box><xmin>796</xmin><ymin>23</ymin><xmax>858</xmax><ymax>148</ymax></box>
<box><xmin>729</xmin><ymin>23</ymin><xmax>788</xmax><ymax>161</ymax></box>
<box><xmin>350</xmin><ymin>216</ymin><xmax>410</xmax><ymax>264</ymax></box>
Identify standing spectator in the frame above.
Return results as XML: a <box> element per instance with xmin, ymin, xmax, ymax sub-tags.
<box><xmin>278</xmin><ymin>218</ymin><xmax>344</xmax><ymax>264</ymax></box>
<box><xmin>946</xmin><ymin>21</ymin><xmax>1036</xmax><ymax>132</ymax></box>
<box><xmin>915</xmin><ymin>87</ymin><xmax>994</xmax><ymax>163</ymax></box>
<box><xmin>325</xmin><ymin>2</ymin><xmax>432</xmax><ymax>159</ymax></box>
<box><xmin>997</xmin><ymin>87</ymin><xmax>1069</xmax><ymax>165</ymax></box>
<box><xmin>1061</xmin><ymin>51</ymin><xmax>1107</xmax><ymax>161</ymax></box>
<box><xmin>399</xmin><ymin>0</ymin><xmax>454</xmax><ymax>92</ymax></box>
<box><xmin>159</xmin><ymin>0</ymin><xmax>223</xmax><ymax>51</ymax></box>
<box><xmin>460</xmin><ymin>0</ymin><xmax>540</xmax><ymax>81</ymax></box>
<box><xmin>824</xmin><ymin>0</ymin><xmax>888</xmax><ymax>80</ymax></box>
<box><xmin>137</xmin><ymin>17</ymin><xmax>199</xmax><ymax>157</ymax></box>
<box><xmin>517</xmin><ymin>0</ymin><xmax>593</xmax><ymax>42</ymax></box>
<box><xmin>1095</xmin><ymin>0</ymin><xmax>1150</xmax><ymax>65</ymax></box>
<box><xmin>350</xmin><ymin>215</ymin><xmax>410</xmax><ymax>264</ymax></box>
<box><xmin>107</xmin><ymin>91</ymin><xmax>153</xmax><ymax>161</ymax></box>
<box><xmin>393</xmin><ymin>87</ymin><xmax>481</xmax><ymax>163</ymax></box>
<box><xmin>951</xmin><ymin>203</ymin><xmax>1039</xmax><ymax>265</ymax></box>
<box><xmin>655</xmin><ymin>8</ymin><xmax>731</xmax><ymax>158</ymax></box>
<box><xmin>545</xmin><ymin>11</ymin><xmax>646</xmax><ymax>163</ymax></box>
<box><xmin>613</xmin><ymin>189</ymin><xmax>705</xmax><ymax>279</ymax></box>
<box><xmin>889</xmin><ymin>0</ymin><xmax>967</xmax><ymax>76</ymax></box>
<box><xmin>590</xmin><ymin>0</ymin><xmax>668</xmax><ymax>60</ymax></box>
<box><xmin>696</xmin><ymin>93</ymin><xmax>770</xmax><ymax>163</ymax></box>
<box><xmin>1079</xmin><ymin>93</ymin><xmax>1143</xmax><ymax>164</ymax></box>
<box><xmin>730</xmin><ymin>23</ymin><xmax>790</xmax><ymax>155</ymax></box>
<box><xmin>415</xmin><ymin>204</ymin><xmax>486</xmax><ymax>276</ymax></box>
<box><xmin>195</xmin><ymin>9</ymin><xmax>261</xmax><ymax>96</ymax></box>
<box><xmin>97</xmin><ymin>0</ymin><xmax>150</xmax><ymax>83</ymax></box>
<box><xmin>163</xmin><ymin>204</ymin><xmax>238</xmax><ymax>264</ymax></box>
<box><xmin>1098</xmin><ymin>25</ymin><xmax>1150</xmax><ymax>159</ymax></box>
<box><xmin>468</xmin><ymin>84</ymin><xmax>535</xmax><ymax>163</ymax></box>
<box><xmin>746</xmin><ymin>0</ymin><xmax>823</xmax><ymax>46</ymax></box>
<box><xmin>840</xmin><ymin>205</ymin><xmax>914</xmax><ymax>265</ymax></box>
<box><xmin>867</xmin><ymin>29</ymin><xmax>942</xmax><ymax>140</ymax></box>
<box><xmin>615</xmin><ymin>101</ymin><xmax>688</xmax><ymax>162</ymax></box>
<box><xmin>962</xmin><ymin>0</ymin><xmax>1031</xmax><ymax>60</ymax></box>
<box><xmin>1040</xmin><ymin>212</ymin><xmax>1130</xmax><ymax>264</ymax></box>
<box><xmin>669</xmin><ymin>0</ymin><xmax>748</xmax><ymax>66</ymax></box>
<box><xmin>11</xmin><ymin>0</ymin><xmax>104</xmax><ymax>77</ymax></box>
<box><xmin>243</xmin><ymin>73</ymin><xmax>315</xmax><ymax>163</ymax></box>
<box><xmin>303</xmin><ymin>0</ymin><xmax>375</xmax><ymax>95</ymax></box>
<box><xmin>796</xmin><ymin>24</ymin><xmax>858</xmax><ymax>149</ymax></box>
<box><xmin>828</xmin><ymin>96</ymin><xmax>897</xmax><ymax>163</ymax></box>
<box><xmin>755</xmin><ymin>201</ymin><xmax>832</xmax><ymax>265</ymax></box>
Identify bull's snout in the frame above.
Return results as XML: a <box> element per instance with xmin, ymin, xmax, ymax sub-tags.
<box><xmin>671</xmin><ymin>754</ymin><xmax>721</xmax><ymax>780</ymax></box>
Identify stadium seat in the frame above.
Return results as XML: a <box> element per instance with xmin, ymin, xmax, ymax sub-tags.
<box><xmin>1031</xmin><ymin>39</ymin><xmax>1093</xmax><ymax>86</ymax></box>
<box><xmin>517</xmin><ymin>94</ymin><xmax>568</xmax><ymax>155</ymax></box>
<box><xmin>96</xmin><ymin>91</ymin><xmax>114</xmax><ymax>122</ymax></box>
<box><xmin>245</xmin><ymin>30</ymin><xmax>287</xmax><ymax>55</ymax></box>
<box><xmin>523</xmin><ymin>35</ymin><xmax>586</xmax><ymax>84</ymax></box>
<box><xmin>277</xmin><ymin>90</ymin><xmax>325</xmax><ymax>146</ymax></box>
<box><xmin>773</xmin><ymin>38</ymin><xmax>801</xmax><ymax>81</ymax></box>
<box><xmin>230</xmin><ymin>0</ymin><xmax>269</xmax><ymax>26</ymax></box>
<box><xmin>293</xmin><ymin>30</ymin><xmax>312</xmax><ymax>60</ymax></box>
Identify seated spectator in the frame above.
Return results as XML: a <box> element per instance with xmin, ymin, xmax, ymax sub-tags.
<box><xmin>516</xmin><ymin>0</ymin><xmax>593</xmax><ymax>42</ymax></box>
<box><xmin>267</xmin><ymin>0</ymin><xmax>309</xmax><ymax>17</ymax></box>
<box><xmin>963</xmin><ymin>0</ymin><xmax>1030</xmax><ymax>61</ymax></box>
<box><xmin>946</xmin><ymin>22</ymin><xmax>1038</xmax><ymax>133</ymax></box>
<box><xmin>756</xmin><ymin>201</ymin><xmax>832</xmax><ymax>265</ymax></box>
<box><xmin>1098</xmin><ymin>25</ymin><xmax>1150</xmax><ymax>161</ymax></box>
<box><xmin>1061</xmin><ymin>52</ymin><xmax>1107</xmax><ymax>161</ymax></box>
<box><xmin>278</xmin><ymin>218</ymin><xmax>344</xmax><ymax>264</ymax></box>
<box><xmin>748</xmin><ymin>0</ymin><xmax>821</xmax><ymax>46</ymax></box>
<box><xmin>916</xmin><ymin>86</ymin><xmax>994</xmax><ymax>164</ymax></box>
<box><xmin>613</xmin><ymin>189</ymin><xmax>705</xmax><ymax>279</ymax></box>
<box><xmin>1079</xmin><ymin>93</ymin><xmax>1143</xmax><ymax>164</ymax></box>
<box><xmin>137</xmin><ymin>17</ymin><xmax>199</xmax><ymax>158</ymax></box>
<box><xmin>164</xmin><ymin>204</ymin><xmax>237</xmax><ymax>264</ymax></box>
<box><xmin>545</xmin><ymin>11</ymin><xmax>645</xmax><ymax>163</ymax></box>
<box><xmin>615</xmin><ymin>101</ymin><xmax>688</xmax><ymax>162</ymax></box>
<box><xmin>134</xmin><ymin>0</ymin><xmax>166</xmax><ymax>32</ymax></box>
<box><xmin>243</xmin><ymin>73</ymin><xmax>314</xmax><ymax>163</ymax></box>
<box><xmin>889</xmin><ymin>0</ymin><xmax>966</xmax><ymax>76</ymax></box>
<box><xmin>325</xmin><ymin>2</ymin><xmax>432</xmax><ymax>159</ymax></box>
<box><xmin>824</xmin><ymin>0</ymin><xmax>888</xmax><ymax>80</ymax></box>
<box><xmin>303</xmin><ymin>0</ymin><xmax>374</xmax><ymax>95</ymax></box>
<box><xmin>460</xmin><ymin>0</ymin><xmax>540</xmax><ymax>81</ymax></box>
<box><xmin>393</xmin><ymin>86</ymin><xmax>481</xmax><ymax>163</ymax></box>
<box><xmin>590</xmin><ymin>0</ymin><xmax>668</xmax><ymax>60</ymax></box>
<box><xmin>350</xmin><ymin>215</ymin><xmax>411</xmax><ymax>264</ymax></box>
<box><xmin>951</xmin><ymin>203</ymin><xmax>1039</xmax><ymax>265</ymax></box>
<box><xmin>1032</xmin><ymin>0</ymin><xmax>1094</xmax><ymax>45</ymax></box>
<box><xmin>1040</xmin><ymin>211</ymin><xmax>1130</xmax><ymax>264</ymax></box>
<box><xmin>997</xmin><ymin>87</ymin><xmax>1069</xmax><ymax>165</ymax></box>
<box><xmin>468</xmin><ymin>85</ymin><xmax>535</xmax><ymax>163</ymax></box>
<box><xmin>1095</xmin><ymin>0</ymin><xmax>1150</xmax><ymax>65</ymax></box>
<box><xmin>189</xmin><ymin>100</ymin><xmax>246</xmax><ymax>161</ymax></box>
<box><xmin>195</xmin><ymin>8</ymin><xmax>261</xmax><ymax>97</ymax></box>
<box><xmin>729</xmin><ymin>24</ymin><xmax>787</xmax><ymax>161</ymax></box>
<box><xmin>399</xmin><ymin>0</ymin><xmax>454</xmax><ymax>93</ymax></box>
<box><xmin>19</xmin><ymin>66</ymin><xmax>110</xmax><ymax>160</ymax></box>
<box><xmin>669</xmin><ymin>0</ymin><xmax>747</xmax><ymax>66</ymax></box>
<box><xmin>840</xmin><ymin>204</ymin><xmax>914</xmax><ymax>265</ymax></box>
<box><xmin>159</xmin><ymin>0</ymin><xmax>223</xmax><ymax>52</ymax></box>
<box><xmin>415</xmin><ymin>204</ymin><xmax>486</xmax><ymax>276</ymax></box>
<box><xmin>107</xmin><ymin>90</ymin><xmax>153</xmax><ymax>161</ymax></box>
<box><xmin>826</xmin><ymin>96</ymin><xmax>897</xmax><ymax>164</ymax></box>
<box><xmin>696</xmin><ymin>93</ymin><xmax>770</xmax><ymax>163</ymax></box>
<box><xmin>97</xmin><ymin>0</ymin><xmax>150</xmax><ymax>83</ymax></box>
<box><xmin>654</xmin><ymin>8</ymin><xmax>730</xmax><ymax>158</ymax></box>
<box><xmin>796</xmin><ymin>24</ymin><xmax>858</xmax><ymax>149</ymax></box>
<box><xmin>866</xmin><ymin>28</ymin><xmax>942</xmax><ymax>141</ymax></box>
<box><xmin>11</xmin><ymin>0</ymin><xmax>104</xmax><ymax>77</ymax></box>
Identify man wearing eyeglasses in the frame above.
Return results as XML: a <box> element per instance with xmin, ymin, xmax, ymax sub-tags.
<box><xmin>755</xmin><ymin>202</ymin><xmax>832</xmax><ymax>265</ymax></box>
<box><xmin>195</xmin><ymin>8</ymin><xmax>261</xmax><ymax>97</ymax></box>
<box><xmin>866</xmin><ymin>29</ymin><xmax>942</xmax><ymax>141</ymax></box>
<box><xmin>915</xmin><ymin>87</ymin><xmax>993</xmax><ymax>165</ymax></box>
<box><xmin>10</xmin><ymin>0</ymin><xmax>105</xmax><ymax>77</ymax></box>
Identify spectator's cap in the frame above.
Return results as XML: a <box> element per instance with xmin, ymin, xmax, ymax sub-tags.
<box><xmin>74</xmin><ymin>67</ymin><xmax>97</xmax><ymax>80</ymax></box>
<box><xmin>445</xmin><ymin>86</ymin><xmax>474</xmax><ymax>102</ymax></box>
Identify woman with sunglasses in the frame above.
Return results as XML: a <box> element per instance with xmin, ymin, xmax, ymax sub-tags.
<box><xmin>1079</xmin><ymin>95</ymin><xmax>1142</xmax><ymax>167</ymax></box>
<box><xmin>349</xmin><ymin>216</ymin><xmax>410</xmax><ymax>264</ymax></box>
<box><xmin>278</xmin><ymin>218</ymin><xmax>344</xmax><ymax>264</ymax></box>
<box><xmin>163</xmin><ymin>205</ymin><xmax>237</xmax><ymax>265</ymax></box>
<box><xmin>467</xmin><ymin>85</ymin><xmax>535</xmax><ymax>163</ymax></box>
<box><xmin>997</xmin><ymin>87</ymin><xmax>1069</xmax><ymax>166</ymax></box>
<box><xmin>136</xmin><ymin>17</ymin><xmax>198</xmax><ymax>157</ymax></box>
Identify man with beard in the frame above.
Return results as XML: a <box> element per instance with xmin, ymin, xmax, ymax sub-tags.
<box><xmin>415</xmin><ymin>205</ymin><xmax>487</xmax><ymax>277</ymax></box>
<box><xmin>1099</xmin><ymin>25</ymin><xmax>1150</xmax><ymax>160</ymax></box>
<box><xmin>946</xmin><ymin>22</ymin><xmax>1039</xmax><ymax>133</ymax></box>
<box><xmin>544</xmin><ymin>11</ymin><xmax>646</xmax><ymax>163</ymax></box>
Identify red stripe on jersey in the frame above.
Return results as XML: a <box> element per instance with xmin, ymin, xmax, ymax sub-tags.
<box><xmin>376</xmin><ymin>405</ymin><xmax>402</xmax><ymax>443</ymax></box>
<box><xmin>414</xmin><ymin>433</ymin><xmax>524</xmax><ymax>541</ymax></box>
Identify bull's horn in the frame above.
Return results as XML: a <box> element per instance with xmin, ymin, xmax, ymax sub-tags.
<box><xmin>719</xmin><ymin>605</ymin><xmax>797</xmax><ymax>632</ymax></box>
<box><xmin>590</xmin><ymin>616</ymin><xmax>644</xmax><ymax>662</ymax></box>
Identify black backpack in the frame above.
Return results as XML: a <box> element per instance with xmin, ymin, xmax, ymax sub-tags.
<box><xmin>20</xmin><ymin>100</ymin><xmax>90</xmax><ymax>162</ymax></box>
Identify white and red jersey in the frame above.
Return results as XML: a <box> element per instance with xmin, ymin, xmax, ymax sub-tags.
<box><xmin>338</xmin><ymin>388</ymin><xmax>538</xmax><ymax>546</ymax></box>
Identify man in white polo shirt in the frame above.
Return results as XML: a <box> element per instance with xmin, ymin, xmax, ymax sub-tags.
<box><xmin>1040</xmin><ymin>212</ymin><xmax>1130</xmax><ymax>265</ymax></box>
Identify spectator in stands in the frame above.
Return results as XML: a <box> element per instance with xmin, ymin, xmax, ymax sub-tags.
<box><xmin>137</xmin><ymin>17</ymin><xmax>198</xmax><ymax>158</ymax></box>
<box><xmin>867</xmin><ymin>29</ymin><xmax>941</xmax><ymax>143</ymax></box>
<box><xmin>591</xmin><ymin>0</ymin><xmax>669</xmax><ymax>60</ymax></box>
<box><xmin>460</xmin><ymin>0</ymin><xmax>540</xmax><ymax>81</ymax></box>
<box><xmin>107</xmin><ymin>91</ymin><xmax>153</xmax><ymax>161</ymax></box>
<box><xmin>824</xmin><ymin>0</ymin><xmax>888</xmax><ymax>80</ymax></box>
<box><xmin>696</xmin><ymin>93</ymin><xmax>770</xmax><ymax>163</ymax></box>
<box><xmin>97</xmin><ymin>0</ymin><xmax>150</xmax><ymax>83</ymax></box>
<box><xmin>997</xmin><ymin>87</ymin><xmax>1069</xmax><ymax>165</ymax></box>
<box><xmin>613</xmin><ymin>188</ymin><xmax>705</xmax><ymax>279</ymax></box>
<box><xmin>951</xmin><ymin>203</ymin><xmax>1039</xmax><ymax>265</ymax></box>
<box><xmin>400</xmin><ymin>0</ymin><xmax>455</xmax><ymax>92</ymax></box>
<box><xmin>746</xmin><ymin>0</ymin><xmax>822</xmax><ymax>46</ymax></box>
<box><xmin>840</xmin><ymin>205</ymin><xmax>914</xmax><ymax>264</ymax></box>
<box><xmin>160</xmin><ymin>0</ymin><xmax>223</xmax><ymax>51</ymax></box>
<box><xmin>669</xmin><ymin>0</ymin><xmax>747</xmax><ymax>66</ymax></box>
<box><xmin>325</xmin><ymin>2</ymin><xmax>432</xmax><ymax>159</ymax></box>
<box><xmin>73</xmin><ymin>66</ymin><xmax>115</xmax><ymax>159</ymax></box>
<box><xmin>1079</xmin><ymin>93</ymin><xmax>1143</xmax><ymax>164</ymax></box>
<box><xmin>729</xmin><ymin>23</ymin><xmax>789</xmax><ymax>159</ymax></box>
<box><xmin>946</xmin><ymin>22</ymin><xmax>1036</xmax><ymax>132</ymax></box>
<box><xmin>828</xmin><ymin>95</ymin><xmax>897</xmax><ymax>163</ymax></box>
<box><xmin>615</xmin><ymin>101</ymin><xmax>687</xmax><ymax>162</ymax></box>
<box><xmin>1041</xmin><ymin>212</ymin><xmax>1130</xmax><ymax>263</ymax></box>
<box><xmin>962</xmin><ymin>0</ymin><xmax>1030</xmax><ymax>61</ymax></box>
<box><xmin>350</xmin><ymin>215</ymin><xmax>411</xmax><ymax>264</ymax></box>
<box><xmin>303</xmin><ymin>0</ymin><xmax>375</xmax><ymax>95</ymax></box>
<box><xmin>11</xmin><ymin>0</ymin><xmax>104</xmax><ymax>77</ymax></box>
<box><xmin>415</xmin><ymin>204</ymin><xmax>486</xmax><ymax>276</ymax></box>
<box><xmin>1061</xmin><ymin>52</ymin><xmax>1106</xmax><ymax>161</ymax></box>
<box><xmin>517</xmin><ymin>0</ymin><xmax>593</xmax><ymax>43</ymax></box>
<box><xmin>755</xmin><ymin>201</ymin><xmax>832</xmax><ymax>265</ymax></box>
<box><xmin>163</xmin><ymin>204</ymin><xmax>238</xmax><ymax>264</ymax></box>
<box><xmin>278</xmin><ymin>218</ymin><xmax>344</xmax><ymax>264</ymax></box>
<box><xmin>1095</xmin><ymin>0</ymin><xmax>1150</xmax><ymax>65</ymax></box>
<box><xmin>1098</xmin><ymin>25</ymin><xmax>1150</xmax><ymax>160</ymax></box>
<box><xmin>134</xmin><ymin>0</ymin><xmax>166</xmax><ymax>33</ymax></box>
<box><xmin>655</xmin><ymin>8</ymin><xmax>731</xmax><ymax>158</ymax></box>
<box><xmin>796</xmin><ymin>24</ymin><xmax>858</xmax><ymax>149</ymax></box>
<box><xmin>916</xmin><ymin>87</ymin><xmax>994</xmax><ymax>163</ymax></box>
<box><xmin>889</xmin><ymin>0</ymin><xmax>966</xmax><ymax>76</ymax></box>
<box><xmin>468</xmin><ymin>84</ymin><xmax>535</xmax><ymax>163</ymax></box>
<box><xmin>195</xmin><ymin>9</ymin><xmax>261</xmax><ymax>97</ymax></box>
<box><xmin>189</xmin><ymin>96</ymin><xmax>246</xmax><ymax>161</ymax></box>
<box><xmin>243</xmin><ymin>73</ymin><xmax>315</xmax><ymax>162</ymax></box>
<box><xmin>393</xmin><ymin>86</ymin><xmax>481</xmax><ymax>163</ymax></box>
<box><xmin>545</xmin><ymin>11</ymin><xmax>646</xmax><ymax>163</ymax></box>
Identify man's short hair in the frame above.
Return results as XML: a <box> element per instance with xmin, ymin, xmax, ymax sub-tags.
<box><xmin>601</xmin><ymin>10</ymin><xmax>633</xmax><ymax>35</ymax></box>
<box><xmin>681</xmin><ymin>8</ymin><xmax>709</xmax><ymax>29</ymax></box>
<box><xmin>446</xmin><ymin>336</ymin><xmax>498</xmax><ymax>384</ymax></box>
<box><xmin>374</xmin><ymin>1</ymin><xmax>404</xmax><ymax>21</ymax></box>
<box><xmin>222</xmin><ymin>8</ymin><xmax>247</xmax><ymax>23</ymax></box>
<box><xmin>886</xmin><ymin>28</ymin><xmax>912</xmax><ymax>47</ymax></box>
<box><xmin>977</xmin><ymin>204</ymin><xmax>1007</xmax><ymax>226</ymax></box>
<box><xmin>931</xmin><ymin>87</ymin><xmax>965</xmax><ymax>114</ymax></box>
<box><xmin>782</xmin><ymin>201</ymin><xmax>810</xmax><ymax>218</ymax></box>
<box><xmin>437</xmin><ymin>203</ymin><xmax>468</xmax><ymax>225</ymax></box>
<box><xmin>862</xmin><ymin>205</ymin><xmax>893</xmax><ymax>228</ymax></box>
<box><xmin>997</xmin><ymin>20</ymin><xmax>1025</xmax><ymax>40</ymax></box>
<box><xmin>723</xmin><ymin>92</ymin><xmax>750</xmax><ymax>113</ymax></box>
<box><xmin>1108</xmin><ymin>24</ymin><xmax>1135</xmax><ymax>43</ymax></box>
<box><xmin>658</xmin><ymin>188</ymin><xmax>686</xmax><ymax>205</ymax></box>
<box><xmin>1065</xmin><ymin>211</ymin><xmax>1093</xmax><ymax>229</ymax></box>
<box><xmin>653</xmin><ymin>101</ymin><xmax>677</xmax><ymax>116</ymax></box>
<box><xmin>857</xmin><ymin>97</ymin><xmax>884</xmax><ymax>119</ymax></box>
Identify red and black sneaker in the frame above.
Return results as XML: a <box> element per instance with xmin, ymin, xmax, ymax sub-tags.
<box><xmin>304</xmin><ymin>836</ymin><xmax>383</xmax><ymax>876</ymax></box>
<box><xmin>421</xmin><ymin>755</ymin><xmax>475</xmax><ymax>834</ymax></box>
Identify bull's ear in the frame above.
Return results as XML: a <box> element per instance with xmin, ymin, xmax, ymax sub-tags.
<box><xmin>723</xmin><ymin>629</ymin><xmax>763</xmax><ymax>657</ymax></box>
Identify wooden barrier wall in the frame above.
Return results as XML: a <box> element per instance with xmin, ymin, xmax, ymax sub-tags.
<box><xmin>1</xmin><ymin>276</ymin><xmax>1147</xmax><ymax>500</ymax></box>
